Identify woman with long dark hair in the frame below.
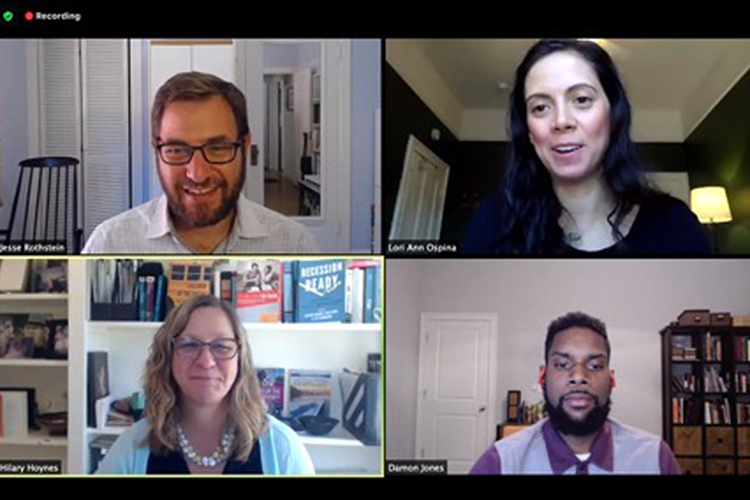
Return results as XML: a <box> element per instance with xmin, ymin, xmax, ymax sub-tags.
<box><xmin>461</xmin><ymin>40</ymin><xmax>710</xmax><ymax>254</ymax></box>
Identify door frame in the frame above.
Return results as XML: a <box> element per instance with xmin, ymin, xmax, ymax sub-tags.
<box><xmin>415</xmin><ymin>313</ymin><xmax>499</xmax><ymax>464</ymax></box>
<box><xmin>237</xmin><ymin>39</ymin><xmax>351</xmax><ymax>252</ymax></box>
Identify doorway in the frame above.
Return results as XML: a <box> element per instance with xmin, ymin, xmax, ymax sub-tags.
<box><xmin>416</xmin><ymin>313</ymin><xmax>498</xmax><ymax>474</ymax></box>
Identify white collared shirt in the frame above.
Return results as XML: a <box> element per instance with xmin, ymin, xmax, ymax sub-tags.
<box><xmin>82</xmin><ymin>195</ymin><xmax>319</xmax><ymax>254</ymax></box>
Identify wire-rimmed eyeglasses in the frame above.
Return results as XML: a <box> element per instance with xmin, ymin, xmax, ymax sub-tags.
<box><xmin>171</xmin><ymin>337</ymin><xmax>240</xmax><ymax>360</ymax></box>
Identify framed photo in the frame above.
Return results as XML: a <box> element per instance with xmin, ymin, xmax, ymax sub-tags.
<box><xmin>1</xmin><ymin>315</ymin><xmax>35</xmax><ymax>359</ymax></box>
<box><xmin>29</xmin><ymin>260</ymin><xmax>68</xmax><ymax>293</ymax></box>
<box><xmin>0</xmin><ymin>387</ymin><xmax>40</xmax><ymax>434</ymax></box>
<box><xmin>46</xmin><ymin>319</ymin><xmax>69</xmax><ymax>360</ymax></box>
<box><xmin>23</xmin><ymin>315</ymin><xmax>51</xmax><ymax>358</ymax></box>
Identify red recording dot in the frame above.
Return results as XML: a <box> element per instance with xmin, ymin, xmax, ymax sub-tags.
<box><xmin>25</xmin><ymin>11</ymin><xmax>33</xmax><ymax>21</ymax></box>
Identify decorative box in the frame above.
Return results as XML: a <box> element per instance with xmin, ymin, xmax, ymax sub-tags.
<box><xmin>673</xmin><ymin>426</ymin><xmax>702</xmax><ymax>455</ymax></box>
<box><xmin>710</xmin><ymin>313</ymin><xmax>732</xmax><ymax>326</ymax></box>
<box><xmin>738</xmin><ymin>427</ymin><xmax>750</xmax><ymax>456</ymax></box>
<box><xmin>706</xmin><ymin>459</ymin><xmax>735</xmax><ymax>475</ymax></box>
<box><xmin>733</xmin><ymin>315</ymin><xmax>750</xmax><ymax>327</ymax></box>
<box><xmin>739</xmin><ymin>460</ymin><xmax>750</xmax><ymax>475</ymax></box>
<box><xmin>676</xmin><ymin>458</ymin><xmax>703</xmax><ymax>475</ymax></box>
<box><xmin>678</xmin><ymin>310</ymin><xmax>711</xmax><ymax>327</ymax></box>
<box><xmin>706</xmin><ymin>426</ymin><xmax>734</xmax><ymax>456</ymax></box>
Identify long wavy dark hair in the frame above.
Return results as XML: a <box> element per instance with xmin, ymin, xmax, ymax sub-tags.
<box><xmin>496</xmin><ymin>39</ymin><xmax>662</xmax><ymax>254</ymax></box>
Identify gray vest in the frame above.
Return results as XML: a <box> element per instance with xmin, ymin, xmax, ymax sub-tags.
<box><xmin>494</xmin><ymin>418</ymin><xmax>662</xmax><ymax>474</ymax></box>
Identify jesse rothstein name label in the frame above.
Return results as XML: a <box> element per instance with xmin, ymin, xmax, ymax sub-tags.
<box><xmin>0</xmin><ymin>242</ymin><xmax>67</xmax><ymax>254</ymax></box>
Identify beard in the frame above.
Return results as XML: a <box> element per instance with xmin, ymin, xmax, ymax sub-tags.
<box><xmin>543</xmin><ymin>385</ymin><xmax>611</xmax><ymax>437</ymax></box>
<box><xmin>159</xmin><ymin>154</ymin><xmax>245</xmax><ymax>229</ymax></box>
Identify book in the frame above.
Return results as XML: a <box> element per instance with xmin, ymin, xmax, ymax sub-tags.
<box><xmin>95</xmin><ymin>395</ymin><xmax>112</xmax><ymax>429</ymax></box>
<box><xmin>145</xmin><ymin>276</ymin><xmax>156</xmax><ymax>321</ymax></box>
<box><xmin>219</xmin><ymin>271</ymin><xmax>236</xmax><ymax>308</ymax></box>
<box><xmin>282</xmin><ymin>262</ymin><xmax>295</xmax><ymax>323</ymax></box>
<box><xmin>294</xmin><ymin>260</ymin><xmax>346</xmax><ymax>323</ymax></box>
<box><xmin>235</xmin><ymin>261</ymin><xmax>282</xmax><ymax>323</ymax></box>
<box><xmin>87</xmin><ymin>352</ymin><xmax>110</xmax><ymax>428</ymax></box>
<box><xmin>257</xmin><ymin>368</ymin><xmax>285</xmax><ymax>418</ymax></box>
<box><xmin>166</xmin><ymin>261</ymin><xmax>213</xmax><ymax>312</ymax></box>
<box><xmin>288</xmin><ymin>369</ymin><xmax>332</xmax><ymax>418</ymax></box>
<box><xmin>349</xmin><ymin>268</ymin><xmax>364</xmax><ymax>324</ymax></box>
<box><xmin>348</xmin><ymin>261</ymin><xmax>381</xmax><ymax>324</ymax></box>
<box><xmin>0</xmin><ymin>393</ymin><xmax>3</xmax><ymax>436</ymax></box>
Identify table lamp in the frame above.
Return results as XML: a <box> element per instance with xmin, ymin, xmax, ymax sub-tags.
<box><xmin>690</xmin><ymin>186</ymin><xmax>732</xmax><ymax>252</ymax></box>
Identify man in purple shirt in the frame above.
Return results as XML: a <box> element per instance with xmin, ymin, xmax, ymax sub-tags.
<box><xmin>471</xmin><ymin>312</ymin><xmax>680</xmax><ymax>475</ymax></box>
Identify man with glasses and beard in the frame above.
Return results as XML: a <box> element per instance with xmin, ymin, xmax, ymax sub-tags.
<box><xmin>470</xmin><ymin>312</ymin><xmax>680</xmax><ymax>474</ymax></box>
<box><xmin>83</xmin><ymin>72</ymin><xmax>318</xmax><ymax>254</ymax></box>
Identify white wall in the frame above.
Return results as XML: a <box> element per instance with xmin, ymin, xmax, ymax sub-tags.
<box><xmin>385</xmin><ymin>39</ymin><xmax>463</xmax><ymax>140</ymax></box>
<box><xmin>386</xmin><ymin>259</ymin><xmax>750</xmax><ymax>460</ymax></box>
<box><xmin>350</xmin><ymin>39</ymin><xmax>380</xmax><ymax>252</ymax></box>
<box><xmin>385</xmin><ymin>259</ymin><xmax>428</xmax><ymax>459</ymax></box>
<box><xmin>0</xmin><ymin>40</ymin><xmax>30</xmax><ymax>228</ymax></box>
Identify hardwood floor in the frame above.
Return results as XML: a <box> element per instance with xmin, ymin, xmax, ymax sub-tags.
<box><xmin>264</xmin><ymin>173</ymin><xmax>300</xmax><ymax>216</ymax></box>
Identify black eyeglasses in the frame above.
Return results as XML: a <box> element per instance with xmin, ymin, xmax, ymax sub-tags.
<box><xmin>156</xmin><ymin>140</ymin><xmax>243</xmax><ymax>166</ymax></box>
<box><xmin>171</xmin><ymin>337</ymin><xmax>241</xmax><ymax>360</ymax></box>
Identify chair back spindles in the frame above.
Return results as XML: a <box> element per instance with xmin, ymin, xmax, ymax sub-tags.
<box><xmin>1</xmin><ymin>157</ymin><xmax>81</xmax><ymax>252</ymax></box>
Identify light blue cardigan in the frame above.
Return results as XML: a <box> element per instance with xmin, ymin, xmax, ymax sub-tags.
<box><xmin>96</xmin><ymin>415</ymin><xmax>315</xmax><ymax>475</ymax></box>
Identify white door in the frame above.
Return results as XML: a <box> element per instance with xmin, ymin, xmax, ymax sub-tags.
<box><xmin>389</xmin><ymin>135</ymin><xmax>450</xmax><ymax>240</ymax></box>
<box><xmin>416</xmin><ymin>313</ymin><xmax>497</xmax><ymax>474</ymax></box>
<box><xmin>239</xmin><ymin>40</ymin><xmax>351</xmax><ymax>252</ymax></box>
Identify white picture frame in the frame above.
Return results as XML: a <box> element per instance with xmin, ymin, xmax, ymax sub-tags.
<box><xmin>0</xmin><ymin>260</ymin><xmax>29</xmax><ymax>292</ymax></box>
<box><xmin>0</xmin><ymin>390</ymin><xmax>29</xmax><ymax>437</ymax></box>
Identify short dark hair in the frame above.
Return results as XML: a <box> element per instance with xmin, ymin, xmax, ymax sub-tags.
<box><xmin>151</xmin><ymin>71</ymin><xmax>250</xmax><ymax>143</ymax></box>
<box><xmin>544</xmin><ymin>311</ymin><xmax>610</xmax><ymax>364</ymax></box>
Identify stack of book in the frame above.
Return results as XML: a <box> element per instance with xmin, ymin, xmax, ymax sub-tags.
<box><xmin>737</xmin><ymin>337</ymin><xmax>750</xmax><ymax>362</ymax></box>
<box><xmin>705</xmin><ymin>398</ymin><xmax>731</xmax><ymax>425</ymax></box>
<box><xmin>704</xmin><ymin>366</ymin><xmax>729</xmax><ymax>393</ymax></box>
<box><xmin>218</xmin><ymin>259</ymin><xmax>382</xmax><ymax>324</ymax></box>
<box><xmin>735</xmin><ymin>372</ymin><xmax>749</xmax><ymax>393</ymax></box>
<box><xmin>671</xmin><ymin>373</ymin><xmax>697</xmax><ymax>393</ymax></box>
<box><xmin>737</xmin><ymin>402</ymin><xmax>750</xmax><ymax>424</ymax></box>
<box><xmin>672</xmin><ymin>396</ymin><xmax>697</xmax><ymax>424</ymax></box>
<box><xmin>671</xmin><ymin>337</ymin><xmax>697</xmax><ymax>360</ymax></box>
<box><xmin>705</xmin><ymin>333</ymin><xmax>723</xmax><ymax>361</ymax></box>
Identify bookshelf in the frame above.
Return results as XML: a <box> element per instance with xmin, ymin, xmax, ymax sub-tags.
<box><xmin>660</xmin><ymin>314</ymin><xmax>750</xmax><ymax>475</ymax></box>
<box><xmin>0</xmin><ymin>290</ymin><xmax>69</xmax><ymax>471</ymax></box>
<box><xmin>67</xmin><ymin>258</ymin><xmax>382</xmax><ymax>475</ymax></box>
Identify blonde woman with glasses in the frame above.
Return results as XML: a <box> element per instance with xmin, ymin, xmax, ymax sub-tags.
<box><xmin>97</xmin><ymin>294</ymin><xmax>314</xmax><ymax>475</ymax></box>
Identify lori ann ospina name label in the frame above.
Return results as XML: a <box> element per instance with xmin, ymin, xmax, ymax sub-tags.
<box><xmin>0</xmin><ymin>460</ymin><xmax>62</xmax><ymax>474</ymax></box>
<box><xmin>387</xmin><ymin>241</ymin><xmax>457</xmax><ymax>255</ymax></box>
<box><xmin>385</xmin><ymin>460</ymin><xmax>448</xmax><ymax>476</ymax></box>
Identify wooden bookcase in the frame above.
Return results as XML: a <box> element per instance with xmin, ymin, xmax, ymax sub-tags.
<box><xmin>660</xmin><ymin>318</ymin><xmax>750</xmax><ymax>475</ymax></box>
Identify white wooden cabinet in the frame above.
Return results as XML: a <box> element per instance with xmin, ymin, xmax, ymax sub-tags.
<box><xmin>0</xmin><ymin>292</ymin><xmax>69</xmax><ymax>472</ymax></box>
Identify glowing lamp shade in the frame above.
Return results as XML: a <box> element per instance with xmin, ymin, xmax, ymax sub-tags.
<box><xmin>690</xmin><ymin>187</ymin><xmax>733</xmax><ymax>224</ymax></box>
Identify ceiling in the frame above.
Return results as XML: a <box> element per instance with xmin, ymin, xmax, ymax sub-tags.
<box><xmin>387</xmin><ymin>39</ymin><xmax>750</xmax><ymax>142</ymax></box>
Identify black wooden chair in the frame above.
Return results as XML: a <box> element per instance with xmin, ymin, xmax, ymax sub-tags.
<box><xmin>0</xmin><ymin>157</ymin><xmax>82</xmax><ymax>253</ymax></box>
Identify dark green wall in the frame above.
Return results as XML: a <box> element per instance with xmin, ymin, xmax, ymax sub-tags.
<box><xmin>383</xmin><ymin>63</ymin><xmax>458</xmax><ymax>241</ymax></box>
<box><xmin>685</xmin><ymin>67</ymin><xmax>750</xmax><ymax>254</ymax></box>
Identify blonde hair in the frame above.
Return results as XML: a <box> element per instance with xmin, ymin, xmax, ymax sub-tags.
<box><xmin>143</xmin><ymin>294</ymin><xmax>267</xmax><ymax>462</ymax></box>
